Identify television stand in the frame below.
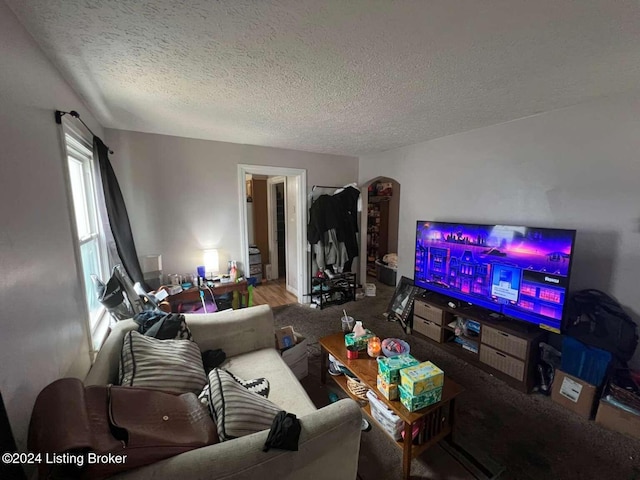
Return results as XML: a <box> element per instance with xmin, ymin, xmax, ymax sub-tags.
<box><xmin>411</xmin><ymin>296</ymin><xmax>546</xmax><ymax>392</ymax></box>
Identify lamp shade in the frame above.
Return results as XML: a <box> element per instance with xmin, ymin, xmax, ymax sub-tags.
<box><xmin>203</xmin><ymin>249</ymin><xmax>219</xmax><ymax>275</ymax></box>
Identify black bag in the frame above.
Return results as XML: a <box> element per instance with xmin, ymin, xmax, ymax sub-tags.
<box><xmin>134</xmin><ymin>310</ymin><xmax>192</xmax><ymax>340</ymax></box>
<box><xmin>566</xmin><ymin>289</ymin><xmax>638</xmax><ymax>361</ymax></box>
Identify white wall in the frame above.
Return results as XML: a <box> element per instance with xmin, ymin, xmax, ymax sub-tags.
<box><xmin>0</xmin><ymin>1</ymin><xmax>103</xmax><ymax>453</ymax></box>
<box><xmin>359</xmin><ymin>91</ymin><xmax>640</xmax><ymax>368</ymax></box>
<box><xmin>104</xmin><ymin>129</ymin><xmax>358</xmax><ymax>282</ymax></box>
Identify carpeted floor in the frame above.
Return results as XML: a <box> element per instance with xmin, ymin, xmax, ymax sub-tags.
<box><xmin>271</xmin><ymin>281</ymin><xmax>640</xmax><ymax>480</ymax></box>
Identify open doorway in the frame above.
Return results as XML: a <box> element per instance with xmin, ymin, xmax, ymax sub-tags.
<box><xmin>238</xmin><ymin>165</ymin><xmax>307</xmax><ymax>305</ymax></box>
<box><xmin>359</xmin><ymin>177</ymin><xmax>401</xmax><ymax>286</ymax></box>
<box><xmin>265</xmin><ymin>176</ymin><xmax>287</xmax><ymax>282</ymax></box>
<box><xmin>276</xmin><ymin>184</ymin><xmax>286</xmax><ymax>278</ymax></box>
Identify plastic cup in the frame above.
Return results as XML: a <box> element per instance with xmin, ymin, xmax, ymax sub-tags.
<box><xmin>341</xmin><ymin>316</ymin><xmax>355</xmax><ymax>333</ymax></box>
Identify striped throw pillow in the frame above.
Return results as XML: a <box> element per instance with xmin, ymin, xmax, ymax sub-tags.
<box><xmin>119</xmin><ymin>330</ymin><xmax>206</xmax><ymax>394</ymax></box>
<box><xmin>198</xmin><ymin>369</ymin><xmax>269</xmax><ymax>405</ymax></box>
<box><xmin>204</xmin><ymin>369</ymin><xmax>281</xmax><ymax>441</ymax></box>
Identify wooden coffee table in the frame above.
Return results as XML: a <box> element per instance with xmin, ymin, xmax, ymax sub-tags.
<box><xmin>320</xmin><ymin>333</ymin><xmax>464</xmax><ymax>480</ymax></box>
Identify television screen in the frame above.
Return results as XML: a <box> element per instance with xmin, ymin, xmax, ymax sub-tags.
<box><xmin>414</xmin><ymin>221</ymin><xmax>576</xmax><ymax>333</ymax></box>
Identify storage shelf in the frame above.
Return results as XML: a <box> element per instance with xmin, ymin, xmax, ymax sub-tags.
<box><xmin>362</xmin><ymin>404</ymin><xmax>450</xmax><ymax>457</ymax></box>
<box><xmin>367</xmin><ymin>197</ymin><xmax>388</xmax><ymax>270</ymax></box>
<box><xmin>368</xmin><ymin>195</ymin><xmax>391</xmax><ymax>203</ymax></box>
<box><xmin>443</xmin><ymin>326</ymin><xmax>480</xmax><ymax>343</ymax></box>
<box><xmin>412</xmin><ymin>296</ymin><xmax>545</xmax><ymax>393</ymax></box>
<box><xmin>308</xmin><ymin>273</ymin><xmax>356</xmax><ymax>310</ymax></box>
<box><xmin>329</xmin><ymin>376</ymin><xmax>452</xmax><ymax>460</ymax></box>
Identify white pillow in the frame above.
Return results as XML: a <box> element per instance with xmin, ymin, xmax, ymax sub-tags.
<box><xmin>119</xmin><ymin>330</ymin><xmax>206</xmax><ymax>394</ymax></box>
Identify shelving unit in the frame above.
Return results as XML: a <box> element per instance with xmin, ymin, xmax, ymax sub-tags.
<box><xmin>442</xmin><ymin>319</ymin><xmax>480</xmax><ymax>355</ymax></box>
<box><xmin>411</xmin><ymin>294</ymin><xmax>545</xmax><ymax>392</ymax></box>
<box><xmin>309</xmin><ymin>272</ymin><xmax>356</xmax><ymax>309</ymax></box>
<box><xmin>333</xmin><ymin>373</ymin><xmax>451</xmax><ymax>454</ymax></box>
<box><xmin>367</xmin><ymin>195</ymin><xmax>391</xmax><ymax>277</ymax></box>
<box><xmin>248</xmin><ymin>246</ymin><xmax>262</xmax><ymax>283</ymax></box>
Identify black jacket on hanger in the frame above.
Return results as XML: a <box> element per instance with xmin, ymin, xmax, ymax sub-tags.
<box><xmin>332</xmin><ymin>186</ymin><xmax>360</xmax><ymax>260</ymax></box>
<box><xmin>307</xmin><ymin>186</ymin><xmax>360</xmax><ymax>268</ymax></box>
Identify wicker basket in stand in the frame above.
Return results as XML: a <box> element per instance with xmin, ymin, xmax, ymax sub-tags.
<box><xmin>346</xmin><ymin>376</ymin><xmax>369</xmax><ymax>401</ymax></box>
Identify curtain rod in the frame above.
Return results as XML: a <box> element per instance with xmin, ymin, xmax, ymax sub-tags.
<box><xmin>55</xmin><ymin>110</ymin><xmax>113</xmax><ymax>154</ymax></box>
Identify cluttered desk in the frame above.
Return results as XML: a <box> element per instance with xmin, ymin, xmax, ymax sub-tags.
<box><xmin>158</xmin><ymin>279</ymin><xmax>250</xmax><ymax>313</ymax></box>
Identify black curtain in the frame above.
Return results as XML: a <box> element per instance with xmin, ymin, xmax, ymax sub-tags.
<box><xmin>94</xmin><ymin>136</ymin><xmax>149</xmax><ymax>290</ymax></box>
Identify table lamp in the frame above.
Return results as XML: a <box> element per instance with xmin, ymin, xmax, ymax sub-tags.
<box><xmin>203</xmin><ymin>249</ymin><xmax>220</xmax><ymax>279</ymax></box>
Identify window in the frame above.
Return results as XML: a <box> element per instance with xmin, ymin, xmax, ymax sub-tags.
<box><xmin>63</xmin><ymin>127</ymin><xmax>109</xmax><ymax>335</ymax></box>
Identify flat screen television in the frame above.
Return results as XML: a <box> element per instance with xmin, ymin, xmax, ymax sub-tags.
<box><xmin>414</xmin><ymin>221</ymin><xmax>576</xmax><ymax>333</ymax></box>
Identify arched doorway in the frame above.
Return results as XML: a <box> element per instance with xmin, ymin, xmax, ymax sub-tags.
<box><xmin>359</xmin><ymin>177</ymin><xmax>401</xmax><ymax>285</ymax></box>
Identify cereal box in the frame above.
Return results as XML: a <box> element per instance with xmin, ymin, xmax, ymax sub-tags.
<box><xmin>376</xmin><ymin>375</ymin><xmax>399</xmax><ymax>401</ymax></box>
<box><xmin>398</xmin><ymin>384</ymin><xmax>443</xmax><ymax>412</ymax></box>
<box><xmin>399</xmin><ymin>361</ymin><xmax>444</xmax><ymax>396</ymax></box>
<box><xmin>377</xmin><ymin>354</ymin><xmax>419</xmax><ymax>384</ymax></box>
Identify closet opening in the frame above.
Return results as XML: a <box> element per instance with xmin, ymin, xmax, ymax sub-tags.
<box><xmin>360</xmin><ymin>177</ymin><xmax>401</xmax><ymax>286</ymax></box>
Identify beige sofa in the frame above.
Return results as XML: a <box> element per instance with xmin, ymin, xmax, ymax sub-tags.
<box><xmin>85</xmin><ymin>305</ymin><xmax>362</xmax><ymax>480</ymax></box>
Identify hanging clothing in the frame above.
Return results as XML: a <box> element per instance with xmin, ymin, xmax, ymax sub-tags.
<box><xmin>313</xmin><ymin>230</ymin><xmax>349</xmax><ymax>271</ymax></box>
<box><xmin>308</xmin><ymin>186</ymin><xmax>360</xmax><ymax>271</ymax></box>
<box><xmin>332</xmin><ymin>186</ymin><xmax>360</xmax><ymax>260</ymax></box>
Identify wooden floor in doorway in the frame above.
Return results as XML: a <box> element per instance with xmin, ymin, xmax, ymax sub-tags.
<box><xmin>252</xmin><ymin>278</ymin><xmax>298</xmax><ymax>307</ymax></box>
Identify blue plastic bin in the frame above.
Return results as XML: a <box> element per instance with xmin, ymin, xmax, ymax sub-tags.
<box><xmin>560</xmin><ymin>336</ymin><xmax>611</xmax><ymax>386</ymax></box>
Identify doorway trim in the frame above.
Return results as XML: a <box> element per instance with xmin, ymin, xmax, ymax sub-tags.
<box><xmin>238</xmin><ymin>165</ymin><xmax>308</xmax><ymax>304</ymax></box>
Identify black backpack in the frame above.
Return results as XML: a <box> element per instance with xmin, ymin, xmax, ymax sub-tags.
<box><xmin>566</xmin><ymin>289</ymin><xmax>638</xmax><ymax>362</ymax></box>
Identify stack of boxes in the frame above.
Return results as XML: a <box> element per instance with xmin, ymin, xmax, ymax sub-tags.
<box><xmin>551</xmin><ymin>336</ymin><xmax>612</xmax><ymax>419</ymax></box>
<box><xmin>376</xmin><ymin>355</ymin><xmax>445</xmax><ymax>412</ymax></box>
<box><xmin>377</xmin><ymin>354</ymin><xmax>419</xmax><ymax>400</ymax></box>
<box><xmin>399</xmin><ymin>362</ymin><xmax>444</xmax><ymax>411</ymax></box>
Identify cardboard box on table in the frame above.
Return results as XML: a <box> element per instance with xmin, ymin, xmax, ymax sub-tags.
<box><xmin>396</xmin><ymin>361</ymin><xmax>445</xmax><ymax>412</ymax></box>
<box><xmin>398</xmin><ymin>384</ymin><xmax>443</xmax><ymax>412</ymax></box>
<box><xmin>376</xmin><ymin>375</ymin><xmax>399</xmax><ymax>401</ymax></box>
<box><xmin>399</xmin><ymin>361</ymin><xmax>444</xmax><ymax>396</ymax></box>
<box><xmin>551</xmin><ymin>369</ymin><xmax>597</xmax><ymax>419</ymax></box>
<box><xmin>377</xmin><ymin>354</ymin><xmax>419</xmax><ymax>384</ymax></box>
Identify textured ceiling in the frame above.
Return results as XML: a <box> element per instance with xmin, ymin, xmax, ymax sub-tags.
<box><xmin>6</xmin><ymin>0</ymin><xmax>640</xmax><ymax>156</ymax></box>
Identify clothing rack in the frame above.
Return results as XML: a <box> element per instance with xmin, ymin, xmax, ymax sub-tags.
<box><xmin>307</xmin><ymin>185</ymin><xmax>360</xmax><ymax>308</ymax></box>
